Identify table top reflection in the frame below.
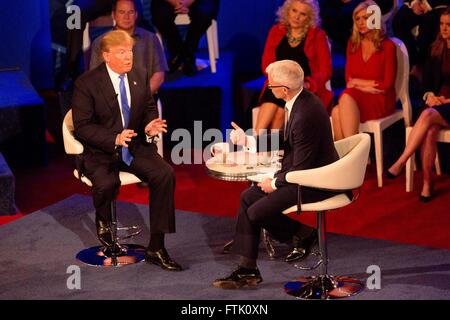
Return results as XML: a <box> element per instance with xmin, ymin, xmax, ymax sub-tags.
<box><xmin>205</xmin><ymin>151</ymin><xmax>281</xmax><ymax>182</ymax></box>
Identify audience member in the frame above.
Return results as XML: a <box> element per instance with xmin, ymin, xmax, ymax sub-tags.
<box><xmin>387</xmin><ymin>7</ymin><xmax>450</xmax><ymax>202</ymax></box>
<box><xmin>64</xmin><ymin>0</ymin><xmax>148</xmax><ymax>86</ymax></box>
<box><xmin>331</xmin><ymin>0</ymin><xmax>397</xmax><ymax>140</ymax></box>
<box><xmin>319</xmin><ymin>0</ymin><xmax>393</xmax><ymax>51</ymax></box>
<box><xmin>393</xmin><ymin>0</ymin><xmax>448</xmax><ymax>72</ymax></box>
<box><xmin>89</xmin><ymin>0</ymin><xmax>168</xmax><ymax>97</ymax></box>
<box><xmin>254</xmin><ymin>0</ymin><xmax>333</xmax><ymax>135</ymax></box>
<box><xmin>151</xmin><ymin>0</ymin><xmax>220</xmax><ymax>76</ymax></box>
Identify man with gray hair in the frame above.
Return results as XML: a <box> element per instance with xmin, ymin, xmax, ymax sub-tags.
<box><xmin>213</xmin><ymin>60</ymin><xmax>340</xmax><ymax>289</ymax></box>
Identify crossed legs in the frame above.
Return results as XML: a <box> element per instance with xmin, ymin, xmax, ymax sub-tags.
<box><xmin>388</xmin><ymin>108</ymin><xmax>449</xmax><ymax>197</ymax></box>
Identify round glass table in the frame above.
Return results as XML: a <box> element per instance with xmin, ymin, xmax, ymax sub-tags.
<box><xmin>205</xmin><ymin>151</ymin><xmax>281</xmax><ymax>258</ymax></box>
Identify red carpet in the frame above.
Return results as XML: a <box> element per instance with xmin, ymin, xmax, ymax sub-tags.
<box><xmin>6</xmin><ymin>149</ymin><xmax>450</xmax><ymax>250</ymax></box>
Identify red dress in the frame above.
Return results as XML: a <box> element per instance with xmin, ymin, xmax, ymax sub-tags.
<box><xmin>342</xmin><ymin>38</ymin><xmax>397</xmax><ymax>122</ymax></box>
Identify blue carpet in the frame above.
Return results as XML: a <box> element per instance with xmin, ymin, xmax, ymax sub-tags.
<box><xmin>0</xmin><ymin>194</ymin><xmax>449</xmax><ymax>300</ymax></box>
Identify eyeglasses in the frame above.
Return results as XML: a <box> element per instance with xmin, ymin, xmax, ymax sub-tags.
<box><xmin>267</xmin><ymin>84</ymin><xmax>290</xmax><ymax>90</ymax></box>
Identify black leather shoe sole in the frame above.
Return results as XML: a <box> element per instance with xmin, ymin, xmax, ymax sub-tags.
<box><xmin>212</xmin><ymin>276</ymin><xmax>263</xmax><ymax>289</ymax></box>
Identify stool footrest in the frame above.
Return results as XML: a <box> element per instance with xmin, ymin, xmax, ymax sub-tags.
<box><xmin>284</xmin><ymin>274</ymin><xmax>364</xmax><ymax>299</ymax></box>
<box><xmin>117</xmin><ymin>225</ymin><xmax>141</xmax><ymax>241</ymax></box>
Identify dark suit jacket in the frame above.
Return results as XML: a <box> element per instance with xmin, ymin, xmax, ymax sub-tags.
<box><xmin>423</xmin><ymin>48</ymin><xmax>447</xmax><ymax>96</ymax></box>
<box><xmin>72</xmin><ymin>63</ymin><xmax>158</xmax><ymax>164</ymax></box>
<box><xmin>257</xmin><ymin>89</ymin><xmax>338</xmax><ymax>190</ymax></box>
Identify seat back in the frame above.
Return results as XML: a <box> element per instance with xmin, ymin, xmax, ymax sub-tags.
<box><xmin>391</xmin><ymin>37</ymin><xmax>412</xmax><ymax>127</ymax></box>
<box><xmin>62</xmin><ymin>109</ymin><xmax>84</xmax><ymax>155</ymax></box>
<box><xmin>286</xmin><ymin>133</ymin><xmax>371</xmax><ymax>190</ymax></box>
<box><xmin>329</xmin><ymin>133</ymin><xmax>371</xmax><ymax>189</ymax></box>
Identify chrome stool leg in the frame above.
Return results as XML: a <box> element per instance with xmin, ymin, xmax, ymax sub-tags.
<box><xmin>76</xmin><ymin>200</ymin><xmax>145</xmax><ymax>267</ymax></box>
<box><xmin>262</xmin><ymin>229</ymin><xmax>276</xmax><ymax>259</ymax></box>
<box><xmin>284</xmin><ymin>211</ymin><xmax>364</xmax><ymax>299</ymax></box>
<box><xmin>222</xmin><ymin>229</ymin><xmax>277</xmax><ymax>259</ymax></box>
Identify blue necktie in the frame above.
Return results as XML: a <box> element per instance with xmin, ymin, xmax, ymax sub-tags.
<box><xmin>119</xmin><ymin>74</ymin><xmax>133</xmax><ymax>166</ymax></box>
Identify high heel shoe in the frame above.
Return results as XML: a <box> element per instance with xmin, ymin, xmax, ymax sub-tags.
<box><xmin>419</xmin><ymin>184</ymin><xmax>434</xmax><ymax>203</ymax></box>
<box><xmin>385</xmin><ymin>169</ymin><xmax>400</xmax><ymax>179</ymax></box>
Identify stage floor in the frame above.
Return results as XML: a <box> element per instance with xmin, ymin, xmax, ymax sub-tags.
<box><xmin>1</xmin><ymin>194</ymin><xmax>449</xmax><ymax>300</ymax></box>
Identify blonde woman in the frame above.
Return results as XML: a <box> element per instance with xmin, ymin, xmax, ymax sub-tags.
<box><xmin>331</xmin><ymin>0</ymin><xmax>397</xmax><ymax>140</ymax></box>
<box><xmin>254</xmin><ymin>0</ymin><xmax>333</xmax><ymax>135</ymax></box>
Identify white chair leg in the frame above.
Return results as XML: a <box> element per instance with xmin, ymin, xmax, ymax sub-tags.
<box><xmin>435</xmin><ymin>152</ymin><xmax>442</xmax><ymax>175</ymax></box>
<box><xmin>211</xmin><ymin>20</ymin><xmax>219</xmax><ymax>59</ymax></box>
<box><xmin>373</xmin><ymin>130</ymin><xmax>383</xmax><ymax>187</ymax></box>
<box><xmin>157</xmin><ymin>99</ymin><xmax>164</xmax><ymax>157</ymax></box>
<box><xmin>405</xmin><ymin>126</ymin><xmax>414</xmax><ymax>192</ymax></box>
<box><xmin>206</xmin><ymin>24</ymin><xmax>217</xmax><ymax>73</ymax></box>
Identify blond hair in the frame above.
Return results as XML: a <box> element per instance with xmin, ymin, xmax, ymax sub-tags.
<box><xmin>276</xmin><ymin>0</ymin><xmax>321</xmax><ymax>40</ymax></box>
<box><xmin>349</xmin><ymin>0</ymin><xmax>386</xmax><ymax>53</ymax></box>
<box><xmin>100</xmin><ymin>29</ymin><xmax>135</xmax><ymax>53</ymax></box>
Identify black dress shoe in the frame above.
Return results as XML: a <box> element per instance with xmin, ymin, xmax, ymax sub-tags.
<box><xmin>213</xmin><ymin>266</ymin><xmax>263</xmax><ymax>289</ymax></box>
<box><xmin>145</xmin><ymin>248</ymin><xmax>183</xmax><ymax>271</ymax></box>
<box><xmin>285</xmin><ymin>230</ymin><xmax>318</xmax><ymax>263</ymax></box>
<box><xmin>96</xmin><ymin>217</ymin><xmax>114</xmax><ymax>247</ymax></box>
<box><xmin>168</xmin><ymin>55</ymin><xmax>183</xmax><ymax>73</ymax></box>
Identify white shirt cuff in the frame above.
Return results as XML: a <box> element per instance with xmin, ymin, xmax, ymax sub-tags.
<box><xmin>146</xmin><ymin>134</ymin><xmax>159</xmax><ymax>144</ymax></box>
<box><xmin>270</xmin><ymin>178</ymin><xmax>277</xmax><ymax>190</ymax></box>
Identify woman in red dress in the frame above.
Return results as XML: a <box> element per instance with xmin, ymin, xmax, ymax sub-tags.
<box><xmin>254</xmin><ymin>0</ymin><xmax>333</xmax><ymax>134</ymax></box>
<box><xmin>331</xmin><ymin>0</ymin><xmax>397</xmax><ymax>140</ymax></box>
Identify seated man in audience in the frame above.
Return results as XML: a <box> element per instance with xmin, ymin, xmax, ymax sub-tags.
<box><xmin>72</xmin><ymin>29</ymin><xmax>182</xmax><ymax>272</ymax></box>
<box><xmin>151</xmin><ymin>0</ymin><xmax>220</xmax><ymax>76</ymax></box>
<box><xmin>64</xmin><ymin>0</ymin><xmax>148</xmax><ymax>87</ymax></box>
<box><xmin>213</xmin><ymin>60</ymin><xmax>340</xmax><ymax>289</ymax></box>
<box><xmin>90</xmin><ymin>0</ymin><xmax>168</xmax><ymax>98</ymax></box>
<box><xmin>393</xmin><ymin>0</ymin><xmax>448</xmax><ymax>74</ymax></box>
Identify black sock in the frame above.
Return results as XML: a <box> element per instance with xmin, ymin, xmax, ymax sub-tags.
<box><xmin>148</xmin><ymin>233</ymin><xmax>165</xmax><ymax>251</ymax></box>
<box><xmin>239</xmin><ymin>256</ymin><xmax>257</xmax><ymax>269</ymax></box>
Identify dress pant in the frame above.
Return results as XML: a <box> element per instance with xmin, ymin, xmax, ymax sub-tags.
<box><xmin>151</xmin><ymin>0</ymin><xmax>220</xmax><ymax>59</ymax></box>
<box><xmin>232</xmin><ymin>184</ymin><xmax>337</xmax><ymax>260</ymax></box>
<box><xmin>83</xmin><ymin>146</ymin><xmax>176</xmax><ymax>234</ymax></box>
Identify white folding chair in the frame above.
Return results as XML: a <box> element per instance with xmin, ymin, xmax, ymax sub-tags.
<box><xmin>359</xmin><ymin>37</ymin><xmax>412</xmax><ymax>188</ymax></box>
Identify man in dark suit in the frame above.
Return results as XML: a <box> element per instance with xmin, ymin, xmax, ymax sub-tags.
<box><xmin>213</xmin><ymin>60</ymin><xmax>339</xmax><ymax>289</ymax></box>
<box><xmin>72</xmin><ymin>30</ymin><xmax>182</xmax><ymax>271</ymax></box>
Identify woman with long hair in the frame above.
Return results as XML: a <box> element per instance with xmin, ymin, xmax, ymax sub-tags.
<box><xmin>254</xmin><ymin>0</ymin><xmax>333</xmax><ymax>134</ymax></box>
<box><xmin>331</xmin><ymin>0</ymin><xmax>397</xmax><ymax>140</ymax></box>
<box><xmin>387</xmin><ymin>7</ymin><xmax>450</xmax><ymax>202</ymax></box>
